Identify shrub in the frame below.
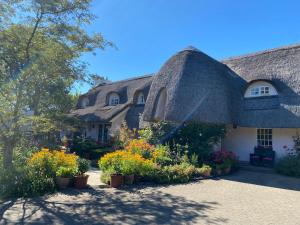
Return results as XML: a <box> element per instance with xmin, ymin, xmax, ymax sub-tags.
<box><xmin>276</xmin><ymin>155</ymin><xmax>300</xmax><ymax>177</ymax></box>
<box><xmin>198</xmin><ymin>164</ymin><xmax>212</xmax><ymax>176</ymax></box>
<box><xmin>211</xmin><ymin>150</ymin><xmax>238</xmax><ymax>167</ymax></box>
<box><xmin>153</xmin><ymin>145</ymin><xmax>173</xmax><ymax>166</ymax></box>
<box><xmin>153</xmin><ymin>163</ymin><xmax>197</xmax><ymax>184</ymax></box>
<box><xmin>28</xmin><ymin>149</ymin><xmax>78</xmax><ymax>178</ymax></box>
<box><xmin>56</xmin><ymin>166</ymin><xmax>76</xmax><ymax>178</ymax></box>
<box><xmin>0</xmin><ymin>166</ymin><xmax>32</xmax><ymax>199</ymax></box>
<box><xmin>77</xmin><ymin>158</ymin><xmax>90</xmax><ymax>175</ymax></box>
<box><xmin>138</xmin><ymin>121</ymin><xmax>175</xmax><ymax>145</ymax></box>
<box><xmin>99</xmin><ymin>148</ymin><xmax>156</xmax><ymax>177</ymax></box>
<box><xmin>125</xmin><ymin>139</ymin><xmax>154</xmax><ymax>159</ymax></box>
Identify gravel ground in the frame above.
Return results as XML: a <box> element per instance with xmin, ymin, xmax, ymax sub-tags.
<box><xmin>1</xmin><ymin>170</ymin><xmax>300</xmax><ymax>225</ymax></box>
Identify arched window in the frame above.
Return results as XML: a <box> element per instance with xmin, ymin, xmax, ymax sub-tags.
<box><xmin>81</xmin><ymin>97</ymin><xmax>89</xmax><ymax>108</ymax></box>
<box><xmin>153</xmin><ymin>89</ymin><xmax>167</xmax><ymax>121</ymax></box>
<box><xmin>137</xmin><ymin>92</ymin><xmax>145</xmax><ymax>104</ymax></box>
<box><xmin>108</xmin><ymin>93</ymin><xmax>120</xmax><ymax>106</ymax></box>
<box><xmin>244</xmin><ymin>81</ymin><xmax>278</xmax><ymax>98</ymax></box>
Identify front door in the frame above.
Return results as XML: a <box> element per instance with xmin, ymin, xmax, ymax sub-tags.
<box><xmin>98</xmin><ymin>124</ymin><xmax>110</xmax><ymax>143</ymax></box>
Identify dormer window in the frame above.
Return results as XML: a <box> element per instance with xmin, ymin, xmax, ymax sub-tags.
<box><xmin>245</xmin><ymin>81</ymin><xmax>278</xmax><ymax>98</ymax></box>
<box><xmin>108</xmin><ymin>93</ymin><xmax>119</xmax><ymax>106</ymax></box>
<box><xmin>250</xmin><ymin>86</ymin><xmax>270</xmax><ymax>97</ymax></box>
<box><xmin>81</xmin><ymin>97</ymin><xmax>89</xmax><ymax>108</ymax></box>
<box><xmin>137</xmin><ymin>92</ymin><xmax>145</xmax><ymax>104</ymax></box>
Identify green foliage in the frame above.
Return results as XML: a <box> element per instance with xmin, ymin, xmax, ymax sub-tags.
<box><xmin>171</xmin><ymin>122</ymin><xmax>226</xmax><ymax>163</ymax></box>
<box><xmin>154</xmin><ymin>145</ymin><xmax>173</xmax><ymax>166</ymax></box>
<box><xmin>139</xmin><ymin>122</ymin><xmax>226</xmax><ymax>164</ymax></box>
<box><xmin>276</xmin><ymin>155</ymin><xmax>300</xmax><ymax>178</ymax></box>
<box><xmin>77</xmin><ymin>158</ymin><xmax>90</xmax><ymax>175</ymax></box>
<box><xmin>56</xmin><ymin>167</ymin><xmax>76</xmax><ymax>178</ymax></box>
<box><xmin>0</xmin><ymin>0</ymin><xmax>111</xmax><ymax>168</ymax></box>
<box><xmin>138</xmin><ymin>121</ymin><xmax>175</xmax><ymax>145</ymax></box>
<box><xmin>114</xmin><ymin>121</ymin><xmax>138</xmax><ymax>149</ymax></box>
<box><xmin>152</xmin><ymin>163</ymin><xmax>197</xmax><ymax>184</ymax></box>
<box><xmin>190</xmin><ymin>153</ymin><xmax>199</xmax><ymax>167</ymax></box>
<box><xmin>198</xmin><ymin>164</ymin><xmax>212</xmax><ymax>176</ymax></box>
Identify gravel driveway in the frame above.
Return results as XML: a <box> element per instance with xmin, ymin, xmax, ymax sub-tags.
<box><xmin>1</xmin><ymin>170</ymin><xmax>300</xmax><ymax>225</ymax></box>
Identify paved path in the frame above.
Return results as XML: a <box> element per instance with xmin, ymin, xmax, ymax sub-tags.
<box><xmin>1</xmin><ymin>170</ymin><xmax>300</xmax><ymax>225</ymax></box>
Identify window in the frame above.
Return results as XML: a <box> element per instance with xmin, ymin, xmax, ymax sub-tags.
<box><xmin>257</xmin><ymin>129</ymin><xmax>272</xmax><ymax>147</ymax></box>
<box><xmin>137</xmin><ymin>92</ymin><xmax>145</xmax><ymax>104</ymax></box>
<box><xmin>250</xmin><ymin>86</ymin><xmax>270</xmax><ymax>97</ymax></box>
<box><xmin>250</xmin><ymin>87</ymin><xmax>260</xmax><ymax>96</ymax></box>
<box><xmin>245</xmin><ymin>81</ymin><xmax>278</xmax><ymax>98</ymax></box>
<box><xmin>109</xmin><ymin>93</ymin><xmax>119</xmax><ymax>106</ymax></box>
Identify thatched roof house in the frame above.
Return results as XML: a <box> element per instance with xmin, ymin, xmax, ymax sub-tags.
<box><xmin>71</xmin><ymin>43</ymin><xmax>300</xmax><ymax>162</ymax></box>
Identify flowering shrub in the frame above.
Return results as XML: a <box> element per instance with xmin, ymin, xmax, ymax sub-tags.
<box><xmin>28</xmin><ymin>148</ymin><xmax>78</xmax><ymax>177</ymax></box>
<box><xmin>152</xmin><ymin>163</ymin><xmax>197</xmax><ymax>184</ymax></box>
<box><xmin>99</xmin><ymin>149</ymin><xmax>155</xmax><ymax>176</ymax></box>
<box><xmin>125</xmin><ymin>139</ymin><xmax>154</xmax><ymax>159</ymax></box>
<box><xmin>211</xmin><ymin>150</ymin><xmax>238</xmax><ymax>165</ymax></box>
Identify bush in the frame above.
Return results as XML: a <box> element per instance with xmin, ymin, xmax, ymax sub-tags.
<box><xmin>211</xmin><ymin>149</ymin><xmax>239</xmax><ymax>170</ymax></box>
<box><xmin>28</xmin><ymin>149</ymin><xmax>78</xmax><ymax>178</ymax></box>
<box><xmin>56</xmin><ymin>166</ymin><xmax>77</xmax><ymax>178</ymax></box>
<box><xmin>153</xmin><ymin>163</ymin><xmax>197</xmax><ymax>184</ymax></box>
<box><xmin>125</xmin><ymin>139</ymin><xmax>154</xmax><ymax>159</ymax></box>
<box><xmin>139</xmin><ymin>121</ymin><xmax>226</xmax><ymax>164</ymax></box>
<box><xmin>276</xmin><ymin>155</ymin><xmax>300</xmax><ymax>177</ymax></box>
<box><xmin>99</xmin><ymin>149</ymin><xmax>155</xmax><ymax>176</ymax></box>
<box><xmin>198</xmin><ymin>164</ymin><xmax>212</xmax><ymax>176</ymax></box>
<box><xmin>153</xmin><ymin>145</ymin><xmax>173</xmax><ymax>166</ymax></box>
<box><xmin>77</xmin><ymin>158</ymin><xmax>90</xmax><ymax>175</ymax></box>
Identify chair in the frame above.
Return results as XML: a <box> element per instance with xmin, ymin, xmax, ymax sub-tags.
<box><xmin>250</xmin><ymin>146</ymin><xmax>275</xmax><ymax>167</ymax></box>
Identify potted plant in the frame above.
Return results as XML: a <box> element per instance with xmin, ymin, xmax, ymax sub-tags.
<box><xmin>56</xmin><ymin>166</ymin><xmax>76</xmax><ymax>189</ymax></box>
<box><xmin>121</xmin><ymin>160</ymin><xmax>135</xmax><ymax>185</ymax></box>
<box><xmin>223</xmin><ymin>160</ymin><xmax>232</xmax><ymax>174</ymax></box>
<box><xmin>198</xmin><ymin>164</ymin><xmax>212</xmax><ymax>177</ymax></box>
<box><xmin>110</xmin><ymin>164</ymin><xmax>124</xmax><ymax>188</ymax></box>
<box><xmin>74</xmin><ymin>158</ymin><xmax>90</xmax><ymax>189</ymax></box>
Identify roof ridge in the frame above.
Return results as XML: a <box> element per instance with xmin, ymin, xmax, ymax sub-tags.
<box><xmin>93</xmin><ymin>74</ymin><xmax>153</xmax><ymax>88</ymax></box>
<box><xmin>222</xmin><ymin>42</ymin><xmax>300</xmax><ymax>62</ymax></box>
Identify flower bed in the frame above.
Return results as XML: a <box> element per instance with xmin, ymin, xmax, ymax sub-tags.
<box><xmin>0</xmin><ymin>148</ymin><xmax>91</xmax><ymax>199</ymax></box>
<box><xmin>99</xmin><ymin>139</ymin><xmax>239</xmax><ymax>188</ymax></box>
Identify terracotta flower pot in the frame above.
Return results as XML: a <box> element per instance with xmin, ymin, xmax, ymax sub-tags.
<box><xmin>56</xmin><ymin>177</ymin><xmax>71</xmax><ymax>189</ymax></box>
<box><xmin>124</xmin><ymin>174</ymin><xmax>135</xmax><ymax>185</ymax></box>
<box><xmin>74</xmin><ymin>174</ymin><xmax>89</xmax><ymax>189</ymax></box>
<box><xmin>110</xmin><ymin>174</ymin><xmax>124</xmax><ymax>188</ymax></box>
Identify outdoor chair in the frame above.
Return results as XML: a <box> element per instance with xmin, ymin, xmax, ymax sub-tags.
<box><xmin>250</xmin><ymin>146</ymin><xmax>275</xmax><ymax>167</ymax></box>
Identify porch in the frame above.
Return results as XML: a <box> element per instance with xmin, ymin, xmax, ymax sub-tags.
<box><xmin>222</xmin><ymin>126</ymin><xmax>298</xmax><ymax>163</ymax></box>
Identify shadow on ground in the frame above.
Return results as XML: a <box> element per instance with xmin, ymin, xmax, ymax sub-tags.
<box><xmin>0</xmin><ymin>185</ymin><xmax>227</xmax><ymax>225</ymax></box>
<box><xmin>222</xmin><ymin>170</ymin><xmax>300</xmax><ymax>191</ymax></box>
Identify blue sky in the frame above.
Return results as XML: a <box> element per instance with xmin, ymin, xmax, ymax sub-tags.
<box><xmin>77</xmin><ymin>0</ymin><xmax>300</xmax><ymax>93</ymax></box>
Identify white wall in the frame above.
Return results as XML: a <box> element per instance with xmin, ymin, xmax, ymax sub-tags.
<box><xmin>222</xmin><ymin>126</ymin><xmax>299</xmax><ymax>161</ymax></box>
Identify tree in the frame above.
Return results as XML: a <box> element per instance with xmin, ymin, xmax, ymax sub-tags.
<box><xmin>0</xmin><ymin>0</ymin><xmax>111</xmax><ymax>168</ymax></box>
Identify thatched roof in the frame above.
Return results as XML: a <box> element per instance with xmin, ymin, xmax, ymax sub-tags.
<box><xmin>73</xmin><ymin>43</ymin><xmax>300</xmax><ymax>129</ymax></box>
<box><xmin>143</xmin><ymin>46</ymin><xmax>234</xmax><ymax>124</ymax></box>
<box><xmin>223</xmin><ymin>43</ymin><xmax>300</xmax><ymax>128</ymax></box>
<box><xmin>71</xmin><ymin>75</ymin><xmax>152</xmax><ymax>127</ymax></box>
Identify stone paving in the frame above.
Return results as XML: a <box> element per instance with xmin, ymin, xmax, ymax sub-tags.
<box><xmin>1</xmin><ymin>170</ymin><xmax>300</xmax><ymax>225</ymax></box>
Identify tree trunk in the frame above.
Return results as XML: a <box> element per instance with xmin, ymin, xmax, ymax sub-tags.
<box><xmin>3</xmin><ymin>141</ymin><xmax>14</xmax><ymax>169</ymax></box>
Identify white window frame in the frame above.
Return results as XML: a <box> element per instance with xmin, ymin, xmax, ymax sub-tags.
<box><xmin>257</xmin><ymin>128</ymin><xmax>273</xmax><ymax>147</ymax></box>
<box><xmin>109</xmin><ymin>93</ymin><xmax>119</xmax><ymax>106</ymax></box>
<box><xmin>250</xmin><ymin>86</ymin><xmax>271</xmax><ymax>97</ymax></box>
<box><xmin>137</xmin><ymin>93</ymin><xmax>145</xmax><ymax>104</ymax></box>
